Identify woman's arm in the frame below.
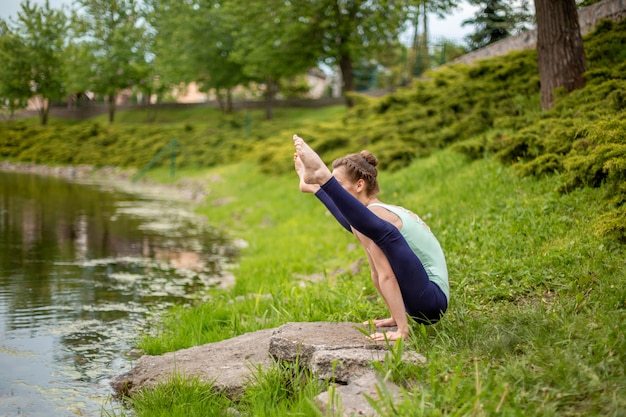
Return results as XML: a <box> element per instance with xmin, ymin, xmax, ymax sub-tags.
<box><xmin>356</xmin><ymin>231</ymin><xmax>409</xmax><ymax>340</ymax></box>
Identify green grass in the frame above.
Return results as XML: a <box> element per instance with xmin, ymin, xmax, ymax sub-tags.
<box><xmin>112</xmin><ymin>147</ymin><xmax>624</xmax><ymax>417</ymax></box>
<box><xmin>90</xmin><ymin>104</ymin><xmax>345</xmax><ymax>126</ymax></box>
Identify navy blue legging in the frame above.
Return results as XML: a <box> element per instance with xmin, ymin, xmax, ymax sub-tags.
<box><xmin>316</xmin><ymin>176</ymin><xmax>447</xmax><ymax>324</ymax></box>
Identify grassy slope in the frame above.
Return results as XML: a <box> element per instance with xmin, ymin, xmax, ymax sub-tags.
<box><xmin>128</xmin><ymin>145</ymin><xmax>625</xmax><ymax>416</ymax></box>
<box><xmin>6</xmin><ymin>111</ymin><xmax>624</xmax><ymax>416</ymax></box>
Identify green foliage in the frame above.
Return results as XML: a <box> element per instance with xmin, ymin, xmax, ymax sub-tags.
<box><xmin>0</xmin><ymin>24</ymin><xmax>31</xmax><ymax>115</ymax></box>
<box><xmin>0</xmin><ymin>107</ymin><xmax>345</xmax><ymax>170</ymax></box>
<box><xmin>584</xmin><ymin>18</ymin><xmax>626</xmax><ymax>84</ymax></box>
<box><xmin>73</xmin><ymin>0</ymin><xmax>152</xmax><ymax>122</ymax></box>
<box><xmin>149</xmin><ymin>0</ymin><xmax>248</xmax><ymax>103</ymax></box>
<box><xmin>254</xmin><ymin>49</ymin><xmax>539</xmax><ymax>174</ymax></box>
<box><xmin>1</xmin><ymin>1</ymin><xmax>68</xmax><ymax>125</ymax></box>
<box><xmin>463</xmin><ymin>0</ymin><xmax>534</xmax><ymax>50</ymax></box>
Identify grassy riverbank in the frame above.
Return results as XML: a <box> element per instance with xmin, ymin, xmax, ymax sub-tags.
<box><xmin>5</xmin><ymin>97</ymin><xmax>626</xmax><ymax>417</ymax></box>
<box><xmin>109</xmin><ymin>145</ymin><xmax>624</xmax><ymax>417</ymax></box>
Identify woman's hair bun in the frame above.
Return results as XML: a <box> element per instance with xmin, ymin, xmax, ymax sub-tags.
<box><xmin>360</xmin><ymin>150</ymin><xmax>378</xmax><ymax>168</ymax></box>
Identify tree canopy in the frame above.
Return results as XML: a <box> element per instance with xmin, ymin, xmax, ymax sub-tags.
<box><xmin>0</xmin><ymin>0</ymin><xmax>605</xmax><ymax>122</ymax></box>
<box><xmin>0</xmin><ymin>0</ymin><xmax>68</xmax><ymax>125</ymax></box>
<box><xmin>463</xmin><ymin>0</ymin><xmax>533</xmax><ymax>50</ymax></box>
<box><xmin>73</xmin><ymin>0</ymin><xmax>152</xmax><ymax>123</ymax></box>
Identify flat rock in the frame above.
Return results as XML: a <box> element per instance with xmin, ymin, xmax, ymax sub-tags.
<box><xmin>270</xmin><ymin>322</ymin><xmax>425</xmax><ymax>384</ymax></box>
<box><xmin>111</xmin><ymin>328</ymin><xmax>275</xmax><ymax>399</ymax></box>
<box><xmin>269</xmin><ymin>321</ymin><xmax>385</xmax><ymax>363</ymax></box>
<box><xmin>111</xmin><ymin>321</ymin><xmax>426</xmax><ymax>406</ymax></box>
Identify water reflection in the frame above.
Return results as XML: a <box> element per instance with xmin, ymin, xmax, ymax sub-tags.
<box><xmin>0</xmin><ymin>171</ymin><xmax>236</xmax><ymax>416</ymax></box>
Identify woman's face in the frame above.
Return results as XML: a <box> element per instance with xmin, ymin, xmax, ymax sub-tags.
<box><xmin>332</xmin><ymin>166</ymin><xmax>361</xmax><ymax>199</ymax></box>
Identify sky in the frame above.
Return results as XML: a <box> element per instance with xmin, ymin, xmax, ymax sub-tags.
<box><xmin>0</xmin><ymin>0</ymin><xmax>69</xmax><ymax>21</ymax></box>
<box><xmin>1</xmin><ymin>0</ymin><xmax>478</xmax><ymax>40</ymax></box>
<box><xmin>424</xmin><ymin>2</ymin><xmax>480</xmax><ymax>41</ymax></box>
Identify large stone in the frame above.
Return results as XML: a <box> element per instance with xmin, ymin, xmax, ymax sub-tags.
<box><xmin>111</xmin><ymin>321</ymin><xmax>426</xmax><ymax>410</ymax></box>
<box><xmin>269</xmin><ymin>321</ymin><xmax>384</xmax><ymax>363</ymax></box>
<box><xmin>269</xmin><ymin>322</ymin><xmax>425</xmax><ymax>384</ymax></box>
<box><xmin>311</xmin><ymin>347</ymin><xmax>425</xmax><ymax>383</ymax></box>
<box><xmin>111</xmin><ymin>328</ymin><xmax>275</xmax><ymax>399</ymax></box>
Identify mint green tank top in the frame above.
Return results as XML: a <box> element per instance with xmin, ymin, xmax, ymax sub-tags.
<box><xmin>369</xmin><ymin>203</ymin><xmax>450</xmax><ymax>302</ymax></box>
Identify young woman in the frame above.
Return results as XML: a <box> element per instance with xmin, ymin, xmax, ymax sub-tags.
<box><xmin>293</xmin><ymin>134</ymin><xmax>449</xmax><ymax>341</ymax></box>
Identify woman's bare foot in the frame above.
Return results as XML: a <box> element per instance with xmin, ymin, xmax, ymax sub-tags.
<box><xmin>369</xmin><ymin>330</ymin><xmax>407</xmax><ymax>342</ymax></box>
<box><xmin>364</xmin><ymin>318</ymin><xmax>406</xmax><ymax>341</ymax></box>
<box><xmin>294</xmin><ymin>153</ymin><xmax>320</xmax><ymax>194</ymax></box>
<box><xmin>363</xmin><ymin>317</ymin><xmax>397</xmax><ymax>327</ymax></box>
<box><xmin>292</xmin><ymin>135</ymin><xmax>332</xmax><ymax>185</ymax></box>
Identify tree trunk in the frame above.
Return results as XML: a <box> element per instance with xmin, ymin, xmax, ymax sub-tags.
<box><xmin>226</xmin><ymin>89</ymin><xmax>233</xmax><ymax>114</ymax></box>
<box><xmin>339</xmin><ymin>53</ymin><xmax>354</xmax><ymax>108</ymax></box>
<box><xmin>409</xmin><ymin>7</ymin><xmax>420</xmax><ymax>78</ymax></box>
<box><xmin>216</xmin><ymin>90</ymin><xmax>225</xmax><ymax>113</ymax></box>
<box><xmin>534</xmin><ymin>0</ymin><xmax>587</xmax><ymax>109</ymax></box>
<box><xmin>264</xmin><ymin>77</ymin><xmax>277</xmax><ymax>120</ymax></box>
<box><xmin>39</xmin><ymin>98</ymin><xmax>49</xmax><ymax>126</ymax></box>
<box><xmin>108</xmin><ymin>94</ymin><xmax>116</xmax><ymax>124</ymax></box>
<box><xmin>420</xmin><ymin>1</ymin><xmax>430</xmax><ymax>74</ymax></box>
<box><xmin>107</xmin><ymin>93</ymin><xmax>115</xmax><ymax>124</ymax></box>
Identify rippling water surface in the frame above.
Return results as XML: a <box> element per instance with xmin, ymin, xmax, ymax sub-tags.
<box><xmin>0</xmin><ymin>171</ymin><xmax>235</xmax><ymax>417</ymax></box>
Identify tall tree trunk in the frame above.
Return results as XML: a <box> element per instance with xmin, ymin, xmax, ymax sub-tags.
<box><xmin>226</xmin><ymin>89</ymin><xmax>233</xmax><ymax>114</ymax></box>
<box><xmin>339</xmin><ymin>53</ymin><xmax>354</xmax><ymax>108</ymax></box>
<box><xmin>410</xmin><ymin>1</ymin><xmax>429</xmax><ymax>77</ymax></box>
<box><xmin>534</xmin><ymin>0</ymin><xmax>587</xmax><ymax>109</ymax></box>
<box><xmin>108</xmin><ymin>94</ymin><xmax>116</xmax><ymax>124</ymax></box>
<box><xmin>39</xmin><ymin>98</ymin><xmax>49</xmax><ymax>126</ymax></box>
<box><xmin>264</xmin><ymin>77</ymin><xmax>277</xmax><ymax>120</ymax></box>
<box><xmin>409</xmin><ymin>7</ymin><xmax>420</xmax><ymax>78</ymax></box>
<box><xmin>217</xmin><ymin>90</ymin><xmax>226</xmax><ymax>113</ymax></box>
<box><xmin>420</xmin><ymin>1</ymin><xmax>429</xmax><ymax>74</ymax></box>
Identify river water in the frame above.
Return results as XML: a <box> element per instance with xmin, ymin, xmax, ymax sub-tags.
<box><xmin>0</xmin><ymin>170</ymin><xmax>235</xmax><ymax>417</ymax></box>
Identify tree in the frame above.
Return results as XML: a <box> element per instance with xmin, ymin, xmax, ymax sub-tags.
<box><xmin>463</xmin><ymin>0</ymin><xmax>533</xmax><ymax>50</ymax></box>
<box><xmin>224</xmin><ymin>0</ymin><xmax>321</xmax><ymax>119</ymax></box>
<box><xmin>534</xmin><ymin>0</ymin><xmax>586</xmax><ymax>109</ymax></box>
<box><xmin>8</xmin><ymin>0</ymin><xmax>68</xmax><ymax>125</ymax></box>
<box><xmin>306</xmin><ymin>0</ymin><xmax>411</xmax><ymax>107</ymax></box>
<box><xmin>63</xmin><ymin>36</ymin><xmax>96</xmax><ymax>108</ymax></box>
<box><xmin>74</xmin><ymin>0</ymin><xmax>151</xmax><ymax>123</ymax></box>
<box><xmin>148</xmin><ymin>0</ymin><xmax>248</xmax><ymax>113</ymax></box>
<box><xmin>407</xmin><ymin>0</ymin><xmax>457</xmax><ymax>77</ymax></box>
<box><xmin>0</xmin><ymin>21</ymin><xmax>32</xmax><ymax>119</ymax></box>
<box><xmin>224</xmin><ymin>0</ymin><xmax>414</xmax><ymax>109</ymax></box>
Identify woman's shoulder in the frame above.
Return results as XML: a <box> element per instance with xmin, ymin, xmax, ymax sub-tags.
<box><xmin>369</xmin><ymin>202</ymin><xmax>410</xmax><ymax>217</ymax></box>
<box><xmin>368</xmin><ymin>202</ymin><xmax>403</xmax><ymax>227</ymax></box>
<box><xmin>370</xmin><ymin>202</ymin><xmax>431</xmax><ymax>232</ymax></box>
